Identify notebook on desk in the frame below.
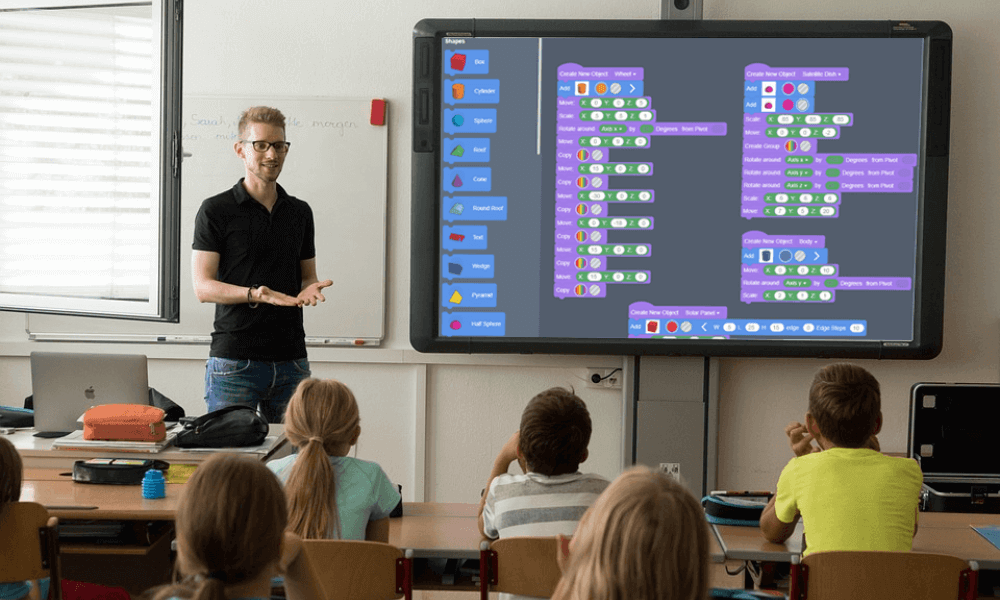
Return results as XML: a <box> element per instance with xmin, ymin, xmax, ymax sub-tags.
<box><xmin>30</xmin><ymin>352</ymin><xmax>149</xmax><ymax>437</ymax></box>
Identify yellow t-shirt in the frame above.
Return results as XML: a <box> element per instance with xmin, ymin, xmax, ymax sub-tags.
<box><xmin>774</xmin><ymin>447</ymin><xmax>922</xmax><ymax>556</ymax></box>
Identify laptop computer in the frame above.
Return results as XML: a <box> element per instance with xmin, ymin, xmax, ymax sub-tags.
<box><xmin>30</xmin><ymin>352</ymin><xmax>149</xmax><ymax>436</ymax></box>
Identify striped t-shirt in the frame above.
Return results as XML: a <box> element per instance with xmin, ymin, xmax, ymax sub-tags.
<box><xmin>482</xmin><ymin>471</ymin><xmax>610</xmax><ymax>539</ymax></box>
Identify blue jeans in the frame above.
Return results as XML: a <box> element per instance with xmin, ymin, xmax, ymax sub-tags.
<box><xmin>204</xmin><ymin>357</ymin><xmax>311</xmax><ymax>423</ymax></box>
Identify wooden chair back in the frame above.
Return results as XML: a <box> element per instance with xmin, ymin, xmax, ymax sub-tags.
<box><xmin>0</xmin><ymin>502</ymin><xmax>62</xmax><ymax>600</ymax></box>
<box><xmin>790</xmin><ymin>551</ymin><xmax>978</xmax><ymax>600</ymax></box>
<box><xmin>481</xmin><ymin>536</ymin><xmax>562</xmax><ymax>599</ymax></box>
<box><xmin>301</xmin><ymin>539</ymin><xmax>411</xmax><ymax>600</ymax></box>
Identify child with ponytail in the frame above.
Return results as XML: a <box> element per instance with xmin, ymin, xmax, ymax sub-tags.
<box><xmin>146</xmin><ymin>453</ymin><xmax>322</xmax><ymax>600</ymax></box>
<box><xmin>267</xmin><ymin>378</ymin><xmax>400</xmax><ymax>540</ymax></box>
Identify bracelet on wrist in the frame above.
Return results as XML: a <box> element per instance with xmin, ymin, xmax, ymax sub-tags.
<box><xmin>248</xmin><ymin>285</ymin><xmax>259</xmax><ymax>309</ymax></box>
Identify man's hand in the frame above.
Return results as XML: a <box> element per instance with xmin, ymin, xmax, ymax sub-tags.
<box><xmin>298</xmin><ymin>279</ymin><xmax>333</xmax><ymax>307</ymax></box>
<box><xmin>254</xmin><ymin>285</ymin><xmax>304</xmax><ymax>307</ymax></box>
<box><xmin>785</xmin><ymin>421</ymin><xmax>819</xmax><ymax>457</ymax></box>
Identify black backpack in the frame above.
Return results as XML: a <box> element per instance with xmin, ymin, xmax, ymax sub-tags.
<box><xmin>173</xmin><ymin>405</ymin><xmax>268</xmax><ymax>448</ymax></box>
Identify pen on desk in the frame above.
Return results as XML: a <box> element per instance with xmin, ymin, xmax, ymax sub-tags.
<box><xmin>711</xmin><ymin>490</ymin><xmax>772</xmax><ymax>497</ymax></box>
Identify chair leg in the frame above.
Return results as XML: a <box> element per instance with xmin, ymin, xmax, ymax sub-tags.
<box><xmin>961</xmin><ymin>563</ymin><xmax>979</xmax><ymax>600</ymax></box>
<box><xmin>480</xmin><ymin>544</ymin><xmax>489</xmax><ymax>600</ymax></box>
<box><xmin>403</xmin><ymin>556</ymin><xmax>413</xmax><ymax>600</ymax></box>
<box><xmin>45</xmin><ymin>518</ymin><xmax>62</xmax><ymax>600</ymax></box>
<box><xmin>788</xmin><ymin>557</ymin><xmax>805</xmax><ymax>600</ymax></box>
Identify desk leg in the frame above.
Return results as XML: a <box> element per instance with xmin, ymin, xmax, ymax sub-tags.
<box><xmin>60</xmin><ymin>525</ymin><xmax>174</xmax><ymax>596</ymax></box>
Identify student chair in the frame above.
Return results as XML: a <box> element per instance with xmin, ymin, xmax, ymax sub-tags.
<box><xmin>479</xmin><ymin>537</ymin><xmax>562</xmax><ymax>600</ymax></box>
<box><xmin>300</xmin><ymin>539</ymin><xmax>412</xmax><ymax>600</ymax></box>
<box><xmin>788</xmin><ymin>551</ymin><xmax>979</xmax><ymax>600</ymax></box>
<box><xmin>0</xmin><ymin>502</ymin><xmax>62</xmax><ymax>600</ymax></box>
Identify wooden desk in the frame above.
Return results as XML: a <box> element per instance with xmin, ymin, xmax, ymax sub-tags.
<box><xmin>390</xmin><ymin>503</ymin><xmax>483</xmax><ymax>560</ymax></box>
<box><xmin>4</xmin><ymin>424</ymin><xmax>290</xmax><ymax>468</ymax></box>
<box><xmin>21</xmin><ymin>469</ymin><xmax>182</xmax><ymax>520</ymax></box>
<box><xmin>713</xmin><ymin>512</ymin><xmax>1000</xmax><ymax>569</ymax></box>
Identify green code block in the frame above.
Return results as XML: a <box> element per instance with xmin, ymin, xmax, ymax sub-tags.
<box><xmin>579</xmin><ymin>98</ymin><xmax>650</xmax><ymax>109</ymax></box>
<box><xmin>577</xmin><ymin>216</ymin><xmax>653</xmax><ymax>229</ymax></box>
<box><xmin>764</xmin><ymin>265</ymin><xmax>837</xmax><ymax>276</ymax></box>
<box><xmin>577</xmin><ymin>190</ymin><xmax>653</xmax><ymax>202</ymax></box>
<box><xmin>579</xmin><ymin>163</ymin><xmax>651</xmax><ymax>175</ymax></box>
<box><xmin>578</xmin><ymin>136</ymin><xmax>649</xmax><ymax>148</ymax></box>
<box><xmin>763</xmin><ymin>290</ymin><xmax>834</xmax><ymax>301</ymax></box>
<box><xmin>784</xmin><ymin>181</ymin><xmax>814</xmax><ymax>190</ymax></box>
<box><xmin>762</xmin><ymin>206</ymin><xmax>837</xmax><ymax>217</ymax></box>
<box><xmin>575</xmin><ymin>244</ymin><xmax>651</xmax><ymax>256</ymax></box>
<box><xmin>576</xmin><ymin>271</ymin><xmax>650</xmax><ymax>283</ymax></box>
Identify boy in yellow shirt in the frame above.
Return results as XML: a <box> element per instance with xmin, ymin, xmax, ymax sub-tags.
<box><xmin>760</xmin><ymin>363</ymin><xmax>922</xmax><ymax>555</ymax></box>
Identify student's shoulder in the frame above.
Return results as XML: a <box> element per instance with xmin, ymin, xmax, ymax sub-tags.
<box><xmin>528</xmin><ymin>471</ymin><xmax>610</xmax><ymax>494</ymax></box>
<box><xmin>266</xmin><ymin>454</ymin><xmax>297</xmax><ymax>478</ymax></box>
<box><xmin>879</xmin><ymin>453</ymin><xmax>923</xmax><ymax>479</ymax></box>
<box><xmin>577</xmin><ymin>471</ymin><xmax>611</xmax><ymax>490</ymax></box>
<box><xmin>336</xmin><ymin>456</ymin><xmax>391</xmax><ymax>480</ymax></box>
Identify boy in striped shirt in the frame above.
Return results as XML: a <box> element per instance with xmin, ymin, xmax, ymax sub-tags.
<box><xmin>478</xmin><ymin>386</ymin><xmax>609</xmax><ymax>546</ymax></box>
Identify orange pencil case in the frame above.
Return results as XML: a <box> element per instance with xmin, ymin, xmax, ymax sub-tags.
<box><xmin>83</xmin><ymin>404</ymin><xmax>166</xmax><ymax>442</ymax></box>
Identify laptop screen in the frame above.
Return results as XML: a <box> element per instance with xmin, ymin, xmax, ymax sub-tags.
<box><xmin>30</xmin><ymin>352</ymin><xmax>149</xmax><ymax>434</ymax></box>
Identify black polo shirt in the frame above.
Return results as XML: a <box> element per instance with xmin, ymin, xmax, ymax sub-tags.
<box><xmin>192</xmin><ymin>179</ymin><xmax>316</xmax><ymax>360</ymax></box>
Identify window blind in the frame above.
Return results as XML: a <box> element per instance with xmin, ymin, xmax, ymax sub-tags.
<box><xmin>0</xmin><ymin>2</ymin><xmax>179</xmax><ymax>320</ymax></box>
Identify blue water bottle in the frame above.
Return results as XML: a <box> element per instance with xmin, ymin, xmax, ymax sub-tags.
<box><xmin>142</xmin><ymin>468</ymin><xmax>166</xmax><ymax>499</ymax></box>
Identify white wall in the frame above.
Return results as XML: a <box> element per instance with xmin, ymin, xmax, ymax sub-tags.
<box><xmin>1</xmin><ymin>0</ymin><xmax>997</xmax><ymax>501</ymax></box>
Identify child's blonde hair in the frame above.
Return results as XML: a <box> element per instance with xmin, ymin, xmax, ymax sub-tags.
<box><xmin>283</xmin><ymin>377</ymin><xmax>361</xmax><ymax>539</ymax></box>
<box><xmin>552</xmin><ymin>465</ymin><xmax>710</xmax><ymax>600</ymax></box>
<box><xmin>0</xmin><ymin>437</ymin><xmax>22</xmax><ymax>510</ymax></box>
<box><xmin>149</xmin><ymin>453</ymin><xmax>287</xmax><ymax>600</ymax></box>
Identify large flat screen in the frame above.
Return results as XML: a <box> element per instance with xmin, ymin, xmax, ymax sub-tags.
<box><xmin>411</xmin><ymin>20</ymin><xmax>951</xmax><ymax>358</ymax></box>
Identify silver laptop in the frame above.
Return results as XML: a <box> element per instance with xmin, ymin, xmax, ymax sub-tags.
<box><xmin>30</xmin><ymin>352</ymin><xmax>149</xmax><ymax>435</ymax></box>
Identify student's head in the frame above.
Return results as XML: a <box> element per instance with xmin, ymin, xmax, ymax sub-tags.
<box><xmin>552</xmin><ymin>465</ymin><xmax>710</xmax><ymax>600</ymax></box>
<box><xmin>283</xmin><ymin>377</ymin><xmax>361</xmax><ymax>539</ymax></box>
<box><xmin>808</xmin><ymin>362</ymin><xmax>882</xmax><ymax>448</ymax></box>
<box><xmin>0</xmin><ymin>437</ymin><xmax>22</xmax><ymax>511</ymax></box>
<box><xmin>236</xmin><ymin>106</ymin><xmax>288</xmax><ymax>184</ymax></box>
<box><xmin>153</xmin><ymin>453</ymin><xmax>287</xmax><ymax>600</ymax></box>
<box><xmin>518</xmin><ymin>387</ymin><xmax>592</xmax><ymax>476</ymax></box>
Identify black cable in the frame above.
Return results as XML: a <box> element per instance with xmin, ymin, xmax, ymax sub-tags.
<box><xmin>597</xmin><ymin>367</ymin><xmax>622</xmax><ymax>382</ymax></box>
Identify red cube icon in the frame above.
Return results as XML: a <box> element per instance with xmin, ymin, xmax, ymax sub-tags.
<box><xmin>451</xmin><ymin>53</ymin><xmax>467</xmax><ymax>71</ymax></box>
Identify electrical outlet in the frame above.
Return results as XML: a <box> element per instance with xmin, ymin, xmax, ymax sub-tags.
<box><xmin>586</xmin><ymin>368</ymin><xmax>622</xmax><ymax>389</ymax></box>
<box><xmin>660</xmin><ymin>462</ymin><xmax>681</xmax><ymax>482</ymax></box>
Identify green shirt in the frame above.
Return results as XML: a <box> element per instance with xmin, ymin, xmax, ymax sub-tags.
<box><xmin>774</xmin><ymin>447</ymin><xmax>922</xmax><ymax>556</ymax></box>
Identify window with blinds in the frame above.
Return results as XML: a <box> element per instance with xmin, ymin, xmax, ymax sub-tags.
<box><xmin>0</xmin><ymin>0</ymin><xmax>181</xmax><ymax>321</ymax></box>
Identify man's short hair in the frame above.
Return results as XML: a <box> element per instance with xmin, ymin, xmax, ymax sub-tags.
<box><xmin>519</xmin><ymin>387</ymin><xmax>592</xmax><ymax>476</ymax></box>
<box><xmin>808</xmin><ymin>363</ymin><xmax>881</xmax><ymax>448</ymax></box>
<box><xmin>238</xmin><ymin>106</ymin><xmax>286</xmax><ymax>138</ymax></box>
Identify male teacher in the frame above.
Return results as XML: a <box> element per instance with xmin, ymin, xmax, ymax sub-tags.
<box><xmin>192</xmin><ymin>106</ymin><xmax>332</xmax><ymax>422</ymax></box>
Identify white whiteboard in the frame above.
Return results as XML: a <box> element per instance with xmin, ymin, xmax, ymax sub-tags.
<box><xmin>28</xmin><ymin>96</ymin><xmax>387</xmax><ymax>345</ymax></box>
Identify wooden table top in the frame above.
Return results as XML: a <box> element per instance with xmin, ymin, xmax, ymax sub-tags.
<box><xmin>20</xmin><ymin>474</ymin><xmax>182</xmax><ymax>520</ymax></box>
<box><xmin>713</xmin><ymin>512</ymin><xmax>1000</xmax><ymax>569</ymax></box>
<box><xmin>18</xmin><ymin>473</ymin><xmax>726</xmax><ymax>564</ymax></box>
<box><xmin>6</xmin><ymin>425</ymin><xmax>289</xmax><ymax>469</ymax></box>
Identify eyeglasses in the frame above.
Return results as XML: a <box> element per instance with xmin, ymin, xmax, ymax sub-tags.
<box><xmin>241</xmin><ymin>140</ymin><xmax>291</xmax><ymax>153</ymax></box>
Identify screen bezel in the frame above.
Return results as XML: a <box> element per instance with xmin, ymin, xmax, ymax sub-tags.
<box><xmin>411</xmin><ymin>19</ymin><xmax>952</xmax><ymax>358</ymax></box>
